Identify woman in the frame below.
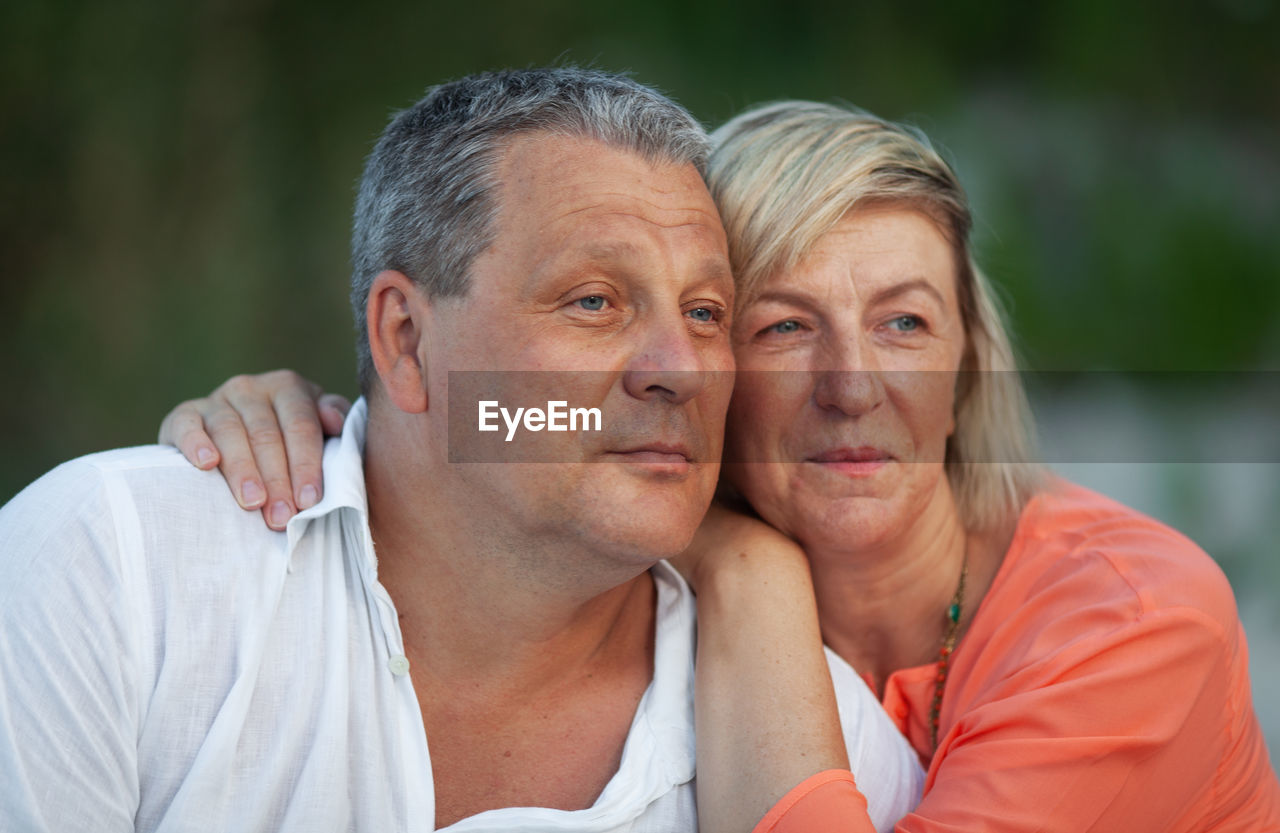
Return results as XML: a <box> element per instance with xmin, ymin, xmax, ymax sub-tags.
<box><xmin>161</xmin><ymin>102</ymin><xmax>1280</xmax><ymax>831</ymax></box>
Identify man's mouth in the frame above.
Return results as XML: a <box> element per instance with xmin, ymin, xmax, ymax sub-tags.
<box><xmin>604</xmin><ymin>441</ymin><xmax>696</xmax><ymax>472</ymax></box>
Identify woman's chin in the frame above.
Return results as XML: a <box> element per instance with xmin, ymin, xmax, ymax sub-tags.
<box><xmin>812</xmin><ymin>499</ymin><xmax>903</xmax><ymax>551</ymax></box>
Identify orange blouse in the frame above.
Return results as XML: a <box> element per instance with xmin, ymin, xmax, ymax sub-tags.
<box><xmin>756</xmin><ymin>481</ymin><xmax>1280</xmax><ymax>832</ymax></box>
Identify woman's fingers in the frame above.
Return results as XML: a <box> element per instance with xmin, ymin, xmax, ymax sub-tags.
<box><xmin>158</xmin><ymin>370</ymin><xmax>341</xmax><ymax>530</ymax></box>
<box><xmin>158</xmin><ymin>401</ymin><xmax>222</xmax><ymax>471</ymax></box>
<box><xmin>204</xmin><ymin>378</ymin><xmax>279</xmax><ymax>516</ymax></box>
<box><xmin>317</xmin><ymin>393</ymin><xmax>352</xmax><ymax>438</ymax></box>
<box><xmin>222</xmin><ymin>371</ymin><xmax>323</xmax><ymax>530</ymax></box>
<box><xmin>271</xmin><ymin>377</ymin><xmax>332</xmax><ymax>511</ymax></box>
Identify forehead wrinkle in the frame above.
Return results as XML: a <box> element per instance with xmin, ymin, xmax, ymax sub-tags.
<box><xmin>550</xmin><ymin>196</ymin><xmax>721</xmax><ymax>227</ymax></box>
<box><xmin>536</xmin><ymin>237</ymin><xmax>731</xmax><ymax>288</ymax></box>
<box><xmin>537</xmin><ymin>205</ymin><xmax>726</xmax><ymax>259</ymax></box>
<box><xmin>490</xmin><ymin>136</ymin><xmax>727</xmax><ymax>295</ymax></box>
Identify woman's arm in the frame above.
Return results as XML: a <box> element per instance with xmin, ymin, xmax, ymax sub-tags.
<box><xmin>159</xmin><ymin>378</ymin><xmax>905</xmax><ymax>830</ymax></box>
<box><xmin>675</xmin><ymin>505</ymin><xmax>869</xmax><ymax>833</ymax></box>
<box><xmin>157</xmin><ymin>370</ymin><xmax>349</xmax><ymax>529</ymax></box>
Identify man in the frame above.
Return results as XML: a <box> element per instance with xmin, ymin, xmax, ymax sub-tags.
<box><xmin>0</xmin><ymin>68</ymin><xmax>920</xmax><ymax>831</ymax></box>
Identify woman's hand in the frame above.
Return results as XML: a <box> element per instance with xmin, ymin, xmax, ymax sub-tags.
<box><xmin>157</xmin><ymin>370</ymin><xmax>350</xmax><ymax>530</ymax></box>
<box><xmin>678</xmin><ymin>504</ymin><xmax>852</xmax><ymax>833</ymax></box>
<box><xmin>670</xmin><ymin>501</ymin><xmax>810</xmax><ymax>593</ymax></box>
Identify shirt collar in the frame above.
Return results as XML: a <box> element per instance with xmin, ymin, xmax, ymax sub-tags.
<box><xmin>284</xmin><ymin>396</ymin><xmax>372</xmax><ymax>570</ymax></box>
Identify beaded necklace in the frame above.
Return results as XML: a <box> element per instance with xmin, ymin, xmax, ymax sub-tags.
<box><xmin>929</xmin><ymin>555</ymin><xmax>968</xmax><ymax>751</ymax></box>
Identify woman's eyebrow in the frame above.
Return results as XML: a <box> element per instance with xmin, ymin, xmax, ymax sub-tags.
<box><xmin>745</xmin><ymin>287</ymin><xmax>823</xmax><ymax>313</ymax></box>
<box><xmin>748</xmin><ymin>277</ymin><xmax>945</xmax><ymax>312</ymax></box>
<box><xmin>867</xmin><ymin>278</ymin><xmax>946</xmax><ymax>307</ymax></box>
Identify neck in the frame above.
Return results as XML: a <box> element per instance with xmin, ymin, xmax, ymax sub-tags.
<box><xmin>363</xmin><ymin>406</ymin><xmax>657</xmax><ymax>691</ymax></box>
<box><xmin>806</xmin><ymin>481</ymin><xmax>1003</xmax><ymax>695</ymax></box>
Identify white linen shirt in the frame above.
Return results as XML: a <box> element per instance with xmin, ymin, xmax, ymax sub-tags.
<box><xmin>0</xmin><ymin>399</ymin><xmax>923</xmax><ymax>832</ymax></box>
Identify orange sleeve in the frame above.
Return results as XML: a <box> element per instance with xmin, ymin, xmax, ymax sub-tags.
<box><xmin>751</xmin><ymin>769</ymin><xmax>875</xmax><ymax>833</ymax></box>
<box><xmin>883</xmin><ymin>486</ymin><xmax>1280</xmax><ymax>831</ymax></box>
<box><xmin>900</xmin><ymin>606</ymin><xmax>1279</xmax><ymax>831</ymax></box>
<box><xmin>761</xmin><ymin>485</ymin><xmax>1280</xmax><ymax>832</ymax></box>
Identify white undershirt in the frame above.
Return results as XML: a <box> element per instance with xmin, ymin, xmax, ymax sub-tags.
<box><xmin>0</xmin><ymin>399</ymin><xmax>922</xmax><ymax>831</ymax></box>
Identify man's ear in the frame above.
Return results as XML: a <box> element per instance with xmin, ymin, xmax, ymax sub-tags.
<box><xmin>367</xmin><ymin>270</ymin><xmax>430</xmax><ymax>414</ymax></box>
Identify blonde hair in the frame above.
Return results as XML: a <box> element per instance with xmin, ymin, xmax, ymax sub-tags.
<box><xmin>709</xmin><ymin>101</ymin><xmax>1042</xmax><ymax>530</ymax></box>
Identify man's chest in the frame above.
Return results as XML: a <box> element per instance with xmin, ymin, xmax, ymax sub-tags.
<box><xmin>417</xmin><ymin>663</ymin><xmax>652</xmax><ymax>828</ymax></box>
<box><xmin>134</xmin><ymin>566</ymin><xmax>426</xmax><ymax>830</ymax></box>
<box><xmin>134</xmin><ymin>532</ymin><xmax>698</xmax><ymax>831</ymax></box>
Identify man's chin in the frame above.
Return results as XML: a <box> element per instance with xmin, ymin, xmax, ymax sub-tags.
<box><xmin>594</xmin><ymin>527</ymin><xmax>700</xmax><ymax>566</ymax></box>
<box><xmin>582</xmin><ymin>482</ymin><xmax>709</xmax><ymax>557</ymax></box>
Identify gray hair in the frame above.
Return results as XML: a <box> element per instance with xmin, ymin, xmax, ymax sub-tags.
<box><xmin>350</xmin><ymin>67</ymin><xmax>709</xmax><ymax>392</ymax></box>
<box><xmin>709</xmin><ymin>101</ymin><xmax>1043</xmax><ymax>531</ymax></box>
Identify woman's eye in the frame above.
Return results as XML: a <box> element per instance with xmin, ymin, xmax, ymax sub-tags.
<box><xmin>575</xmin><ymin>295</ymin><xmax>607</xmax><ymax>311</ymax></box>
<box><xmin>887</xmin><ymin>315</ymin><xmax>923</xmax><ymax>332</ymax></box>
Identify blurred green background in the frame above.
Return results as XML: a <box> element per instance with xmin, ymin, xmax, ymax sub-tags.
<box><xmin>2</xmin><ymin>0</ymin><xmax>1277</xmax><ymax>753</ymax></box>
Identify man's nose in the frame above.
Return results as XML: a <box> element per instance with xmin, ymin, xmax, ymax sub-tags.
<box><xmin>622</xmin><ymin>315</ymin><xmax>711</xmax><ymax>405</ymax></box>
<box><xmin>812</xmin><ymin>336</ymin><xmax>885</xmax><ymax>417</ymax></box>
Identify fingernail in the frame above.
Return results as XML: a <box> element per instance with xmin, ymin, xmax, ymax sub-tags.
<box><xmin>241</xmin><ymin>480</ymin><xmax>265</xmax><ymax>507</ymax></box>
<box><xmin>197</xmin><ymin>447</ymin><xmax>216</xmax><ymax>468</ymax></box>
<box><xmin>298</xmin><ymin>484</ymin><xmax>319</xmax><ymax>509</ymax></box>
<box><xmin>268</xmin><ymin>501</ymin><xmax>291</xmax><ymax>529</ymax></box>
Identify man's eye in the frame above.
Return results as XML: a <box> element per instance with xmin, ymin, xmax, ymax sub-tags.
<box><xmin>575</xmin><ymin>296</ymin><xmax>607</xmax><ymax>311</ymax></box>
<box><xmin>687</xmin><ymin>306</ymin><xmax>719</xmax><ymax>323</ymax></box>
<box><xmin>764</xmin><ymin>319</ymin><xmax>802</xmax><ymax>335</ymax></box>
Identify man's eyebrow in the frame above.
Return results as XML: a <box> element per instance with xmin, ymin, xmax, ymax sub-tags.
<box><xmin>694</xmin><ymin>255</ymin><xmax>733</xmax><ymax>285</ymax></box>
<box><xmin>578</xmin><ymin>241</ymin><xmax>645</xmax><ymax>263</ymax></box>
<box><xmin>573</xmin><ymin>243</ymin><xmax>732</xmax><ymax>285</ymax></box>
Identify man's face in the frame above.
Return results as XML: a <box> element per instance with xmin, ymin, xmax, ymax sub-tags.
<box><xmin>426</xmin><ymin>133</ymin><xmax>735</xmax><ymax>567</ymax></box>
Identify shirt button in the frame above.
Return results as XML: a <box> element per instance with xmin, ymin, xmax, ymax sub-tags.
<box><xmin>388</xmin><ymin>654</ymin><xmax>410</xmax><ymax>676</ymax></box>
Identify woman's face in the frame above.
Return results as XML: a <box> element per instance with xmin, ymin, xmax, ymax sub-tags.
<box><xmin>725</xmin><ymin>207</ymin><xmax>967</xmax><ymax>553</ymax></box>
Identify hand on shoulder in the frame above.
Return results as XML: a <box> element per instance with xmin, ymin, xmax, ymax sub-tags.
<box><xmin>157</xmin><ymin>370</ymin><xmax>349</xmax><ymax>530</ymax></box>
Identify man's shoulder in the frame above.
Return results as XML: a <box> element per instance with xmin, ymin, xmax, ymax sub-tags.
<box><xmin>7</xmin><ymin>444</ymin><xmax>222</xmax><ymax>504</ymax></box>
<box><xmin>72</xmin><ymin>443</ymin><xmax>234</xmax><ymax>494</ymax></box>
<box><xmin>1</xmin><ymin>445</ymin><xmax>284</xmax><ymax>597</ymax></box>
<box><xmin>75</xmin><ymin>443</ymin><xmax>199</xmax><ymax>472</ymax></box>
<box><xmin>5</xmin><ymin>445</ymin><xmax>259</xmax><ymax>535</ymax></box>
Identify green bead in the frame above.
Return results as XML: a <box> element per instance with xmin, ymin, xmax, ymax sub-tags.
<box><xmin>948</xmin><ymin>603</ymin><xmax>961</xmax><ymax>624</ymax></box>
